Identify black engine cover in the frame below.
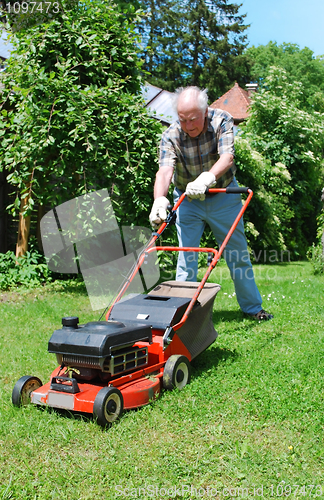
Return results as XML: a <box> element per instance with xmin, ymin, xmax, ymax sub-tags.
<box><xmin>48</xmin><ymin>320</ymin><xmax>152</xmax><ymax>358</ymax></box>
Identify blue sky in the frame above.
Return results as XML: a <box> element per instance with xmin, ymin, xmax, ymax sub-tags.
<box><xmin>239</xmin><ymin>0</ymin><xmax>324</xmax><ymax>57</ymax></box>
<box><xmin>0</xmin><ymin>30</ymin><xmax>13</xmax><ymax>59</ymax></box>
<box><xmin>1</xmin><ymin>1</ymin><xmax>324</xmax><ymax>59</ymax></box>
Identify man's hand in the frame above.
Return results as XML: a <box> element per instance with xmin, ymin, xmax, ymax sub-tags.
<box><xmin>185</xmin><ymin>172</ymin><xmax>216</xmax><ymax>201</ymax></box>
<box><xmin>149</xmin><ymin>196</ymin><xmax>170</xmax><ymax>228</ymax></box>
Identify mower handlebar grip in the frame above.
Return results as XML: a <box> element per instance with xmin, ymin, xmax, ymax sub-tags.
<box><xmin>205</xmin><ymin>187</ymin><xmax>250</xmax><ymax>195</ymax></box>
<box><xmin>225</xmin><ymin>187</ymin><xmax>250</xmax><ymax>194</ymax></box>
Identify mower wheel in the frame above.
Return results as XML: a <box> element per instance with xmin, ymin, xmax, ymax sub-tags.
<box><xmin>163</xmin><ymin>355</ymin><xmax>191</xmax><ymax>391</ymax></box>
<box><xmin>12</xmin><ymin>375</ymin><xmax>42</xmax><ymax>407</ymax></box>
<box><xmin>93</xmin><ymin>387</ymin><xmax>124</xmax><ymax>427</ymax></box>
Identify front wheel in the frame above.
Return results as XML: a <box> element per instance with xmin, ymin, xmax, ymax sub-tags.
<box><xmin>163</xmin><ymin>355</ymin><xmax>191</xmax><ymax>390</ymax></box>
<box><xmin>93</xmin><ymin>387</ymin><xmax>124</xmax><ymax>427</ymax></box>
<box><xmin>12</xmin><ymin>375</ymin><xmax>42</xmax><ymax>406</ymax></box>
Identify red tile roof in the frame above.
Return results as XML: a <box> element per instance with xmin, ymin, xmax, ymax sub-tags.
<box><xmin>210</xmin><ymin>82</ymin><xmax>250</xmax><ymax>123</ymax></box>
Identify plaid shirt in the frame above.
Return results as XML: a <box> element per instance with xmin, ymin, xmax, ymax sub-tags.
<box><xmin>159</xmin><ymin>107</ymin><xmax>236</xmax><ymax>191</ymax></box>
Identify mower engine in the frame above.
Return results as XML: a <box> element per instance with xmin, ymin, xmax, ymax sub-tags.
<box><xmin>48</xmin><ymin>316</ymin><xmax>152</xmax><ymax>381</ymax></box>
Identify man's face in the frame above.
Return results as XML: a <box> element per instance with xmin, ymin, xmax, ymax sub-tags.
<box><xmin>177</xmin><ymin>98</ymin><xmax>207</xmax><ymax>138</ymax></box>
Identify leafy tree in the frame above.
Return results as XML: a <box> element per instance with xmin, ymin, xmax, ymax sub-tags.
<box><xmin>237</xmin><ymin>66</ymin><xmax>324</xmax><ymax>258</ymax></box>
<box><xmin>246</xmin><ymin>42</ymin><xmax>324</xmax><ymax>111</ymax></box>
<box><xmin>0</xmin><ymin>0</ymin><xmax>162</xmax><ymax>257</ymax></box>
<box><xmin>138</xmin><ymin>0</ymin><xmax>250</xmax><ymax>100</ymax></box>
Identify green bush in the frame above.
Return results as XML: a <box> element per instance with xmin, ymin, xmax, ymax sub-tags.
<box><xmin>0</xmin><ymin>247</ymin><xmax>52</xmax><ymax>290</ymax></box>
<box><xmin>234</xmin><ymin>136</ymin><xmax>293</xmax><ymax>259</ymax></box>
<box><xmin>0</xmin><ymin>0</ymin><xmax>162</xmax><ymax>236</ymax></box>
<box><xmin>239</xmin><ymin>67</ymin><xmax>324</xmax><ymax>258</ymax></box>
<box><xmin>307</xmin><ymin>210</ymin><xmax>324</xmax><ymax>274</ymax></box>
<box><xmin>307</xmin><ymin>243</ymin><xmax>324</xmax><ymax>274</ymax></box>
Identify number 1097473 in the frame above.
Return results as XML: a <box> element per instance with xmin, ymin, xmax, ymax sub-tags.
<box><xmin>5</xmin><ymin>2</ymin><xmax>60</xmax><ymax>15</ymax></box>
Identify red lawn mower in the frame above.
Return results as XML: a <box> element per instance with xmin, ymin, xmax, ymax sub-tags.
<box><xmin>12</xmin><ymin>187</ymin><xmax>252</xmax><ymax>427</ymax></box>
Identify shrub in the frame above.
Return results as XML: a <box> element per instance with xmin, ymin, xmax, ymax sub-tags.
<box><xmin>239</xmin><ymin>67</ymin><xmax>324</xmax><ymax>257</ymax></box>
<box><xmin>0</xmin><ymin>247</ymin><xmax>52</xmax><ymax>290</ymax></box>
<box><xmin>307</xmin><ymin>244</ymin><xmax>324</xmax><ymax>274</ymax></box>
<box><xmin>307</xmin><ymin>210</ymin><xmax>324</xmax><ymax>274</ymax></box>
<box><xmin>234</xmin><ymin>136</ymin><xmax>293</xmax><ymax>260</ymax></box>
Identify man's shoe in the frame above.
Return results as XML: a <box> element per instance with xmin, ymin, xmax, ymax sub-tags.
<box><xmin>251</xmin><ymin>309</ymin><xmax>274</xmax><ymax>321</ymax></box>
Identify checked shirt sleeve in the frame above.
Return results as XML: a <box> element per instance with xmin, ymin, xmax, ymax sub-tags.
<box><xmin>159</xmin><ymin>126</ymin><xmax>178</xmax><ymax>169</ymax></box>
<box><xmin>210</xmin><ymin>109</ymin><xmax>236</xmax><ymax>188</ymax></box>
<box><xmin>216</xmin><ymin>112</ymin><xmax>235</xmax><ymax>157</ymax></box>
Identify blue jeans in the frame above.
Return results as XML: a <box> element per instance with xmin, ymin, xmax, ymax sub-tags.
<box><xmin>174</xmin><ymin>178</ymin><xmax>262</xmax><ymax>315</ymax></box>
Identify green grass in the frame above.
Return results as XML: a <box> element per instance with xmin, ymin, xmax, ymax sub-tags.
<box><xmin>1</xmin><ymin>262</ymin><xmax>324</xmax><ymax>500</ymax></box>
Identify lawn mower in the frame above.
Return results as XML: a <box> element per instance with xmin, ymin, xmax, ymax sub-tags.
<box><xmin>12</xmin><ymin>187</ymin><xmax>253</xmax><ymax>427</ymax></box>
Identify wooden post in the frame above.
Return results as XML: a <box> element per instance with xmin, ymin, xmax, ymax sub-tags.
<box><xmin>0</xmin><ymin>170</ymin><xmax>7</xmax><ymax>254</ymax></box>
<box><xmin>15</xmin><ymin>192</ymin><xmax>31</xmax><ymax>259</ymax></box>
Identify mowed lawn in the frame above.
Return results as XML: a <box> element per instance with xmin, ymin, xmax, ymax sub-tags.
<box><xmin>0</xmin><ymin>261</ymin><xmax>323</xmax><ymax>500</ymax></box>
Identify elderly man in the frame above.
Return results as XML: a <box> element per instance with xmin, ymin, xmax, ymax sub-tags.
<box><xmin>149</xmin><ymin>86</ymin><xmax>273</xmax><ymax>321</ymax></box>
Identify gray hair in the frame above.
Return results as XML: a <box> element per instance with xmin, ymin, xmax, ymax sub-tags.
<box><xmin>173</xmin><ymin>86</ymin><xmax>209</xmax><ymax>113</ymax></box>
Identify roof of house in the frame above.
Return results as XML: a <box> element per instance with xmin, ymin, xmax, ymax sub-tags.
<box><xmin>210</xmin><ymin>82</ymin><xmax>250</xmax><ymax>122</ymax></box>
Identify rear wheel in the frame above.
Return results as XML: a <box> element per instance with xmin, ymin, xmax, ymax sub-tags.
<box><xmin>12</xmin><ymin>375</ymin><xmax>42</xmax><ymax>406</ymax></box>
<box><xmin>93</xmin><ymin>387</ymin><xmax>124</xmax><ymax>427</ymax></box>
<box><xmin>163</xmin><ymin>355</ymin><xmax>191</xmax><ymax>390</ymax></box>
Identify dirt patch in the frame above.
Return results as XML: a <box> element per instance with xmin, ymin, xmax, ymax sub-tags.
<box><xmin>0</xmin><ymin>292</ymin><xmax>24</xmax><ymax>303</ymax></box>
<box><xmin>0</xmin><ymin>290</ymin><xmax>40</xmax><ymax>303</ymax></box>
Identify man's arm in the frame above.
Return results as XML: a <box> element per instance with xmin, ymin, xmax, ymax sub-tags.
<box><xmin>153</xmin><ymin>166</ymin><xmax>174</xmax><ymax>199</ymax></box>
<box><xmin>209</xmin><ymin>153</ymin><xmax>234</xmax><ymax>182</ymax></box>
<box><xmin>185</xmin><ymin>153</ymin><xmax>234</xmax><ymax>201</ymax></box>
<box><xmin>185</xmin><ymin>110</ymin><xmax>235</xmax><ymax>200</ymax></box>
<box><xmin>209</xmin><ymin>109</ymin><xmax>235</xmax><ymax>181</ymax></box>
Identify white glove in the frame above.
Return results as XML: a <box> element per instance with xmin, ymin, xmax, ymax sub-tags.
<box><xmin>149</xmin><ymin>196</ymin><xmax>169</xmax><ymax>228</ymax></box>
<box><xmin>185</xmin><ymin>172</ymin><xmax>216</xmax><ymax>201</ymax></box>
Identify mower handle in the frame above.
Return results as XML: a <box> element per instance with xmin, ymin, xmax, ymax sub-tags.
<box><xmin>168</xmin><ymin>187</ymin><xmax>250</xmax><ymax>211</ymax></box>
<box><xmin>207</xmin><ymin>186</ymin><xmax>250</xmax><ymax>194</ymax></box>
<box><xmin>170</xmin><ymin>186</ymin><xmax>252</xmax><ymax>215</ymax></box>
<box><xmin>104</xmin><ymin>186</ymin><xmax>253</xmax><ymax>321</ymax></box>
<box><xmin>152</xmin><ymin>186</ymin><xmax>252</xmax><ymax>241</ymax></box>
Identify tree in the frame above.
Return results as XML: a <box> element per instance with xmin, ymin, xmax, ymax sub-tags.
<box><xmin>137</xmin><ymin>0</ymin><xmax>185</xmax><ymax>90</ymax></box>
<box><xmin>138</xmin><ymin>0</ymin><xmax>250</xmax><ymax>100</ymax></box>
<box><xmin>237</xmin><ymin>66</ymin><xmax>324</xmax><ymax>258</ymax></box>
<box><xmin>0</xmin><ymin>0</ymin><xmax>162</xmax><ymax>257</ymax></box>
<box><xmin>246</xmin><ymin>42</ymin><xmax>324</xmax><ymax>112</ymax></box>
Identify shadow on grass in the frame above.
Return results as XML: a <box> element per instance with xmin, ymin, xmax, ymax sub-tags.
<box><xmin>212</xmin><ymin>309</ymin><xmax>245</xmax><ymax>324</ymax></box>
<box><xmin>191</xmin><ymin>344</ymin><xmax>239</xmax><ymax>378</ymax></box>
<box><xmin>47</xmin><ymin>278</ymin><xmax>88</xmax><ymax>296</ymax></box>
<box><xmin>34</xmin><ymin>404</ymin><xmax>95</xmax><ymax>425</ymax></box>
